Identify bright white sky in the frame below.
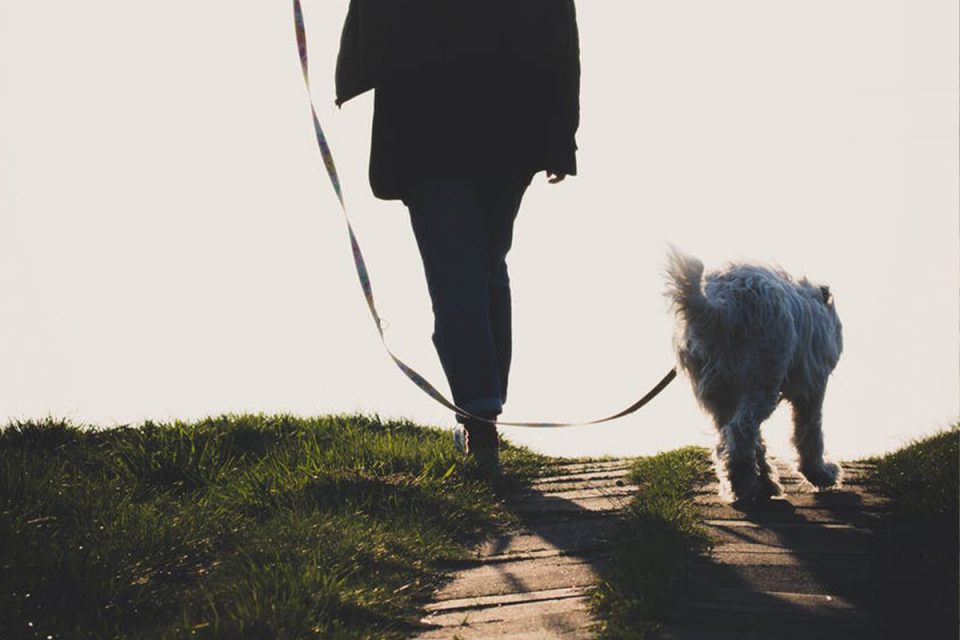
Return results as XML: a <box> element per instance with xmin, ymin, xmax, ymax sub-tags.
<box><xmin>1</xmin><ymin>1</ymin><xmax>957</xmax><ymax>460</ymax></box>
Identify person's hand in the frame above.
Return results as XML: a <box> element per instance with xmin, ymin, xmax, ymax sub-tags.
<box><xmin>546</xmin><ymin>171</ymin><xmax>566</xmax><ymax>184</ymax></box>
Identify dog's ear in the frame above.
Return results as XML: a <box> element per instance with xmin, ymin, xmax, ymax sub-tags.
<box><xmin>819</xmin><ymin>285</ymin><xmax>833</xmax><ymax>304</ymax></box>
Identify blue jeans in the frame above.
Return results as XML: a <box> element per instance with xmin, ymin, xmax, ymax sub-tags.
<box><xmin>402</xmin><ymin>172</ymin><xmax>535</xmax><ymax>423</ymax></box>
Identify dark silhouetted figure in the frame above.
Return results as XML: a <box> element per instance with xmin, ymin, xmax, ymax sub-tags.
<box><xmin>336</xmin><ymin>0</ymin><xmax>581</xmax><ymax>464</ymax></box>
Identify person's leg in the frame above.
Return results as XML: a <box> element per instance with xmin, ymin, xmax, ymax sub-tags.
<box><xmin>402</xmin><ymin>178</ymin><xmax>504</xmax><ymax>423</ymax></box>
<box><xmin>478</xmin><ymin>172</ymin><xmax>535</xmax><ymax>408</ymax></box>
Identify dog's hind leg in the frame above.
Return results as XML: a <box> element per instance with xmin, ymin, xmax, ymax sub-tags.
<box><xmin>719</xmin><ymin>391</ymin><xmax>780</xmax><ymax>501</ymax></box>
<box><xmin>755</xmin><ymin>435</ymin><xmax>783</xmax><ymax>498</ymax></box>
<box><xmin>790</xmin><ymin>391</ymin><xmax>843</xmax><ymax>489</ymax></box>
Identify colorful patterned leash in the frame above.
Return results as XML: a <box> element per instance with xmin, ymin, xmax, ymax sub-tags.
<box><xmin>293</xmin><ymin>0</ymin><xmax>676</xmax><ymax>427</ymax></box>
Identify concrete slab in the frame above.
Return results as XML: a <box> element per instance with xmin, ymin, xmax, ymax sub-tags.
<box><xmin>688</xmin><ymin>586</ymin><xmax>865</xmax><ymax>617</ymax></box>
<box><xmin>707</xmin><ymin>520</ymin><xmax>875</xmax><ymax>553</ymax></box>
<box><xmin>666</xmin><ymin>590</ymin><xmax>881</xmax><ymax>638</ymax></box>
<box><xmin>706</xmin><ymin>546</ymin><xmax>877</xmax><ymax>566</ymax></box>
<box><xmin>546</xmin><ymin>459</ymin><xmax>633</xmax><ymax>474</ymax></box>
<box><xmin>694</xmin><ymin>492</ymin><xmax>888</xmax><ymax>509</ymax></box>
<box><xmin>433</xmin><ymin>555</ymin><xmax>608</xmax><ymax>601</ymax></box>
<box><xmin>424</xmin><ymin>586</ymin><xmax>589</xmax><ymax>614</ymax></box>
<box><xmin>522</xmin><ymin>485</ymin><xmax>639</xmax><ymax>501</ymax></box>
<box><xmin>697</xmin><ymin>503</ymin><xmax>880</xmax><ymax>526</ymax></box>
<box><xmin>770</xmin><ymin>462</ymin><xmax>875</xmax><ymax>481</ymax></box>
<box><xmin>532</xmin><ymin>467</ymin><xmax>632</xmax><ymax>487</ymax></box>
<box><xmin>529</xmin><ymin>478</ymin><xmax>633</xmax><ymax>494</ymax></box>
<box><xmin>695</xmin><ymin>480</ymin><xmax>882</xmax><ymax>496</ymax></box>
<box><xmin>661</xmin><ymin>616</ymin><xmax>880</xmax><ymax>640</ymax></box>
<box><xmin>710</xmin><ymin>542</ymin><xmax>871</xmax><ymax>557</ymax></box>
<box><xmin>702</xmin><ymin>520</ymin><xmax>873</xmax><ymax>532</ymax></box>
<box><xmin>414</xmin><ymin>596</ymin><xmax>595</xmax><ymax>640</ymax></box>
<box><xmin>477</xmin><ymin>519</ymin><xmax>621</xmax><ymax>559</ymax></box>
<box><xmin>704</xmin><ymin>520</ymin><xmax>875</xmax><ymax>549</ymax></box>
<box><xmin>688</xmin><ymin>558</ymin><xmax>876</xmax><ymax>596</ymax></box>
<box><xmin>514</xmin><ymin>493</ymin><xmax>633</xmax><ymax>517</ymax></box>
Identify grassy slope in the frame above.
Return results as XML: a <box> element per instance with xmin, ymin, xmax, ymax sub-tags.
<box><xmin>865</xmin><ymin>425</ymin><xmax>959</xmax><ymax>636</ymax></box>
<box><xmin>591</xmin><ymin>447</ymin><xmax>714</xmax><ymax>640</ymax></box>
<box><xmin>865</xmin><ymin>425</ymin><xmax>958</xmax><ymax>517</ymax></box>
<box><xmin>0</xmin><ymin>414</ymin><xmax>548</xmax><ymax>640</ymax></box>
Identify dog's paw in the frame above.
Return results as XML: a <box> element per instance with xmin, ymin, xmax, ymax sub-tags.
<box><xmin>728</xmin><ymin>472</ymin><xmax>779</xmax><ymax>503</ymax></box>
<box><xmin>757</xmin><ymin>474</ymin><xmax>784</xmax><ymax>498</ymax></box>
<box><xmin>800</xmin><ymin>461</ymin><xmax>843</xmax><ymax>489</ymax></box>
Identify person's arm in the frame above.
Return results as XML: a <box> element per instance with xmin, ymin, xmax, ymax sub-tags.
<box><xmin>547</xmin><ymin>0</ymin><xmax>580</xmax><ymax>185</ymax></box>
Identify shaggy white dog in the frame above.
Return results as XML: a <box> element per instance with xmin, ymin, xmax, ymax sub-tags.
<box><xmin>665</xmin><ymin>249</ymin><xmax>844</xmax><ymax>501</ymax></box>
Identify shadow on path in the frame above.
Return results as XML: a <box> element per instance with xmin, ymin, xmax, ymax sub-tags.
<box><xmin>662</xmin><ymin>460</ymin><xmax>916</xmax><ymax>640</ymax></box>
<box><xmin>412</xmin><ymin>459</ymin><xmax>635</xmax><ymax>640</ymax></box>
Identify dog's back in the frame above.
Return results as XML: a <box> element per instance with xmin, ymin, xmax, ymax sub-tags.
<box><xmin>666</xmin><ymin>250</ymin><xmax>842</xmax><ymax>389</ymax></box>
<box><xmin>667</xmin><ymin>250</ymin><xmax>796</xmax><ymax>334</ymax></box>
<box><xmin>666</xmin><ymin>251</ymin><xmax>805</xmax><ymax>388</ymax></box>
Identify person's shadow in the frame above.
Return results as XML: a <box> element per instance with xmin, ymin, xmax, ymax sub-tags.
<box><xmin>426</xmin><ymin>459</ymin><xmax>636</xmax><ymax>637</ymax></box>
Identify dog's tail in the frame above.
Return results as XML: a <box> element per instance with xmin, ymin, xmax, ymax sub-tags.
<box><xmin>664</xmin><ymin>247</ymin><xmax>707</xmax><ymax>322</ymax></box>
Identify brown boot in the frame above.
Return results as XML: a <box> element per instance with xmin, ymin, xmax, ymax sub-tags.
<box><xmin>464</xmin><ymin>413</ymin><xmax>500</xmax><ymax>469</ymax></box>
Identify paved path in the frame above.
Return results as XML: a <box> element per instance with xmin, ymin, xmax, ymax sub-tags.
<box><xmin>662</xmin><ymin>459</ymin><xmax>887</xmax><ymax>640</ymax></box>
<box><xmin>412</xmin><ymin>457</ymin><xmax>887</xmax><ymax>640</ymax></box>
<box><xmin>413</xmin><ymin>459</ymin><xmax>634</xmax><ymax>640</ymax></box>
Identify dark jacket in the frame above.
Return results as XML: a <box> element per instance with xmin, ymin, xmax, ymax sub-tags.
<box><xmin>335</xmin><ymin>0</ymin><xmax>580</xmax><ymax>200</ymax></box>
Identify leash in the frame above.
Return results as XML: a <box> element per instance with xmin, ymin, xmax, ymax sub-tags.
<box><xmin>293</xmin><ymin>0</ymin><xmax>676</xmax><ymax>427</ymax></box>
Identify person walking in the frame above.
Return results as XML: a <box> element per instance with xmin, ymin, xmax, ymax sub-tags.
<box><xmin>334</xmin><ymin>0</ymin><xmax>581</xmax><ymax>464</ymax></box>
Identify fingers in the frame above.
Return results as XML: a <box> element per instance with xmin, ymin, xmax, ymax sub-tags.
<box><xmin>546</xmin><ymin>171</ymin><xmax>567</xmax><ymax>184</ymax></box>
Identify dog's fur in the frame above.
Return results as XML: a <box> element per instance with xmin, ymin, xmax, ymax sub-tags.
<box><xmin>665</xmin><ymin>249</ymin><xmax>844</xmax><ymax>501</ymax></box>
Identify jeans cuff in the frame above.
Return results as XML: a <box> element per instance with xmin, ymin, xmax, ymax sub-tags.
<box><xmin>455</xmin><ymin>397</ymin><xmax>503</xmax><ymax>424</ymax></box>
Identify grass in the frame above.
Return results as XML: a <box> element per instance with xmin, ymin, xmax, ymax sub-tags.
<box><xmin>864</xmin><ymin>424</ymin><xmax>959</xmax><ymax>637</ymax></box>
<box><xmin>0</xmin><ymin>413</ymin><xmax>549</xmax><ymax>640</ymax></box>
<box><xmin>590</xmin><ymin>446</ymin><xmax>715</xmax><ymax>640</ymax></box>
<box><xmin>865</xmin><ymin>425</ymin><xmax>958</xmax><ymax>517</ymax></box>
<box><xmin>6</xmin><ymin>415</ymin><xmax>954</xmax><ymax>640</ymax></box>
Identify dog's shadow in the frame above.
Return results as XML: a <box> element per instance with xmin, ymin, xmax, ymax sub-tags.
<box><xmin>681</xmin><ymin>468</ymin><xmax>889</xmax><ymax>638</ymax></box>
